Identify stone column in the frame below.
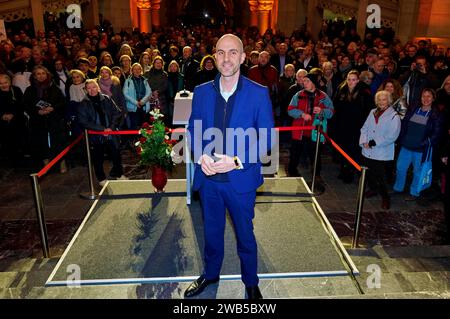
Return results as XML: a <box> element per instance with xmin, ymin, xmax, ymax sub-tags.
<box><xmin>270</xmin><ymin>0</ymin><xmax>278</xmax><ymax>32</ymax></box>
<box><xmin>151</xmin><ymin>0</ymin><xmax>161</xmax><ymax>28</ymax></box>
<box><xmin>258</xmin><ymin>0</ymin><xmax>274</xmax><ymax>35</ymax></box>
<box><xmin>306</xmin><ymin>0</ymin><xmax>322</xmax><ymax>41</ymax></box>
<box><xmin>248</xmin><ymin>0</ymin><xmax>258</xmax><ymax>27</ymax></box>
<box><xmin>137</xmin><ymin>0</ymin><xmax>152</xmax><ymax>33</ymax></box>
<box><xmin>130</xmin><ymin>0</ymin><xmax>139</xmax><ymax>30</ymax></box>
<box><xmin>356</xmin><ymin>0</ymin><xmax>368</xmax><ymax>41</ymax></box>
<box><xmin>30</xmin><ymin>0</ymin><xmax>45</xmax><ymax>36</ymax></box>
<box><xmin>84</xmin><ymin>0</ymin><xmax>100</xmax><ymax>29</ymax></box>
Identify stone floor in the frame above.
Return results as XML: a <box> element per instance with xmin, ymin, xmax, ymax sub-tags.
<box><xmin>0</xmin><ymin>142</ymin><xmax>449</xmax><ymax>299</ymax></box>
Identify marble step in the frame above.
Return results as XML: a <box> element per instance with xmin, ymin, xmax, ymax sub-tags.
<box><xmin>311</xmin><ymin>291</ymin><xmax>450</xmax><ymax>299</ymax></box>
<box><xmin>353</xmin><ymin>270</ymin><xmax>450</xmax><ymax>295</ymax></box>
<box><xmin>0</xmin><ymin>257</ymin><xmax>59</xmax><ymax>273</ymax></box>
<box><xmin>371</xmin><ymin>245</ymin><xmax>450</xmax><ymax>259</ymax></box>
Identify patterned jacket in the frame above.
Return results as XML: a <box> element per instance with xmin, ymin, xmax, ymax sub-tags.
<box><xmin>287</xmin><ymin>89</ymin><xmax>334</xmax><ymax>140</ymax></box>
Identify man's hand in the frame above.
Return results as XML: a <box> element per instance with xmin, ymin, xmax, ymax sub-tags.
<box><xmin>1</xmin><ymin>114</ymin><xmax>14</xmax><ymax>122</ymax></box>
<box><xmin>137</xmin><ymin>100</ymin><xmax>143</xmax><ymax>107</ymax></box>
<box><xmin>200</xmin><ymin>154</ymin><xmax>216</xmax><ymax>176</ymax></box>
<box><xmin>104</xmin><ymin>127</ymin><xmax>112</xmax><ymax>137</ymax></box>
<box><xmin>313</xmin><ymin>107</ymin><xmax>321</xmax><ymax>114</ymax></box>
<box><xmin>442</xmin><ymin>157</ymin><xmax>448</xmax><ymax>165</ymax></box>
<box><xmin>212</xmin><ymin>153</ymin><xmax>236</xmax><ymax>174</ymax></box>
<box><xmin>302</xmin><ymin>113</ymin><xmax>312</xmax><ymax>122</ymax></box>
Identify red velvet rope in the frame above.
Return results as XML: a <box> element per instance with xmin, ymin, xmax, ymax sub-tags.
<box><xmin>320</xmin><ymin>131</ymin><xmax>362</xmax><ymax>172</ymax></box>
<box><xmin>37</xmin><ymin>133</ymin><xmax>84</xmax><ymax>178</ymax></box>
<box><xmin>36</xmin><ymin>126</ymin><xmax>362</xmax><ymax>178</ymax></box>
<box><xmin>87</xmin><ymin>126</ymin><xmax>316</xmax><ymax>135</ymax></box>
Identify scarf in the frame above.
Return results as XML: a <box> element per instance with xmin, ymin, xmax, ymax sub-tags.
<box><xmin>132</xmin><ymin>76</ymin><xmax>146</xmax><ymax>101</ymax></box>
<box><xmin>69</xmin><ymin>83</ymin><xmax>86</xmax><ymax>102</ymax></box>
<box><xmin>99</xmin><ymin>77</ymin><xmax>113</xmax><ymax>97</ymax></box>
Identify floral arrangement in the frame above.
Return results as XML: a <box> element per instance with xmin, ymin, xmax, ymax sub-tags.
<box><xmin>136</xmin><ymin>108</ymin><xmax>178</xmax><ymax>171</ymax></box>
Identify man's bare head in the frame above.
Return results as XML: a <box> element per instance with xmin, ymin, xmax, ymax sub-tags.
<box><xmin>216</xmin><ymin>34</ymin><xmax>244</xmax><ymax>55</ymax></box>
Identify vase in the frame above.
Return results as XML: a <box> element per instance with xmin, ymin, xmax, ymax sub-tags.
<box><xmin>151</xmin><ymin>166</ymin><xmax>167</xmax><ymax>193</ymax></box>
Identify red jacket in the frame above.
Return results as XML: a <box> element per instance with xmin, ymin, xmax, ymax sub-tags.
<box><xmin>287</xmin><ymin>89</ymin><xmax>334</xmax><ymax>140</ymax></box>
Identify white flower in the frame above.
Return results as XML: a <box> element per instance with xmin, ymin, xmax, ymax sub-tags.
<box><xmin>135</xmin><ymin>141</ymin><xmax>141</xmax><ymax>146</ymax></box>
<box><xmin>149</xmin><ymin>108</ymin><xmax>164</xmax><ymax>119</ymax></box>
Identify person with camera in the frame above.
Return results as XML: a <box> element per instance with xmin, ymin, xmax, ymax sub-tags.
<box><xmin>400</xmin><ymin>56</ymin><xmax>440</xmax><ymax>112</ymax></box>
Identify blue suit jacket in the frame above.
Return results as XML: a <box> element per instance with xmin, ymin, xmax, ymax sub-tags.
<box><xmin>188</xmin><ymin>75</ymin><xmax>275</xmax><ymax>193</ymax></box>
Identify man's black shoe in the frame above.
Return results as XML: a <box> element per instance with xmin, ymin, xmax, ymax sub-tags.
<box><xmin>246</xmin><ymin>286</ymin><xmax>263</xmax><ymax>299</ymax></box>
<box><xmin>184</xmin><ymin>275</ymin><xmax>220</xmax><ymax>298</ymax></box>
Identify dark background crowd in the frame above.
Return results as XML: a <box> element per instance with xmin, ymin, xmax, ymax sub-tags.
<box><xmin>0</xmin><ymin>13</ymin><xmax>449</xmax><ymax>228</ymax></box>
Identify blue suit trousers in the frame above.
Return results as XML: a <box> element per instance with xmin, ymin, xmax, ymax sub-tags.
<box><xmin>199</xmin><ymin>177</ymin><xmax>259</xmax><ymax>287</ymax></box>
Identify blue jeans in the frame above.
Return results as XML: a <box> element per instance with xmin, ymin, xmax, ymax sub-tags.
<box><xmin>393</xmin><ymin>147</ymin><xmax>423</xmax><ymax>197</ymax></box>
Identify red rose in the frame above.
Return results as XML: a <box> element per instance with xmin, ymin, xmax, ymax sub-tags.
<box><xmin>136</xmin><ymin>147</ymin><xmax>142</xmax><ymax>155</ymax></box>
<box><xmin>139</xmin><ymin>137</ymin><xmax>147</xmax><ymax>144</ymax></box>
<box><xmin>142</xmin><ymin>122</ymin><xmax>150</xmax><ymax>129</ymax></box>
<box><xmin>149</xmin><ymin>116</ymin><xmax>155</xmax><ymax>122</ymax></box>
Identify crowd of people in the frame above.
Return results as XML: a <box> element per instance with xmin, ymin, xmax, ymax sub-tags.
<box><xmin>0</xmin><ymin>16</ymin><xmax>449</xmax><ymax>230</ymax></box>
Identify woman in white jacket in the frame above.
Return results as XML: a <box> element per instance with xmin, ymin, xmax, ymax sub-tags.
<box><xmin>360</xmin><ymin>90</ymin><xmax>401</xmax><ymax>209</ymax></box>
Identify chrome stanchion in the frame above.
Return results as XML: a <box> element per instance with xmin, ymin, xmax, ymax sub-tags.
<box><xmin>80</xmin><ymin>130</ymin><xmax>98</xmax><ymax>200</ymax></box>
<box><xmin>352</xmin><ymin>166</ymin><xmax>368</xmax><ymax>248</ymax></box>
<box><xmin>30</xmin><ymin>174</ymin><xmax>50</xmax><ymax>258</ymax></box>
<box><xmin>311</xmin><ymin>123</ymin><xmax>322</xmax><ymax>193</ymax></box>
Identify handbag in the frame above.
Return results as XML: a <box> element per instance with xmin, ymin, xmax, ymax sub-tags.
<box><xmin>415</xmin><ymin>142</ymin><xmax>433</xmax><ymax>194</ymax></box>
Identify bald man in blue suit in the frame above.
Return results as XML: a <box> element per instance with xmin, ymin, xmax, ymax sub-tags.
<box><xmin>185</xmin><ymin>34</ymin><xmax>275</xmax><ymax>300</ymax></box>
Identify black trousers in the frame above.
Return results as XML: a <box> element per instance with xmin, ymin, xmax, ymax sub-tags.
<box><xmin>289</xmin><ymin>139</ymin><xmax>322</xmax><ymax>176</ymax></box>
<box><xmin>0</xmin><ymin>118</ymin><xmax>22</xmax><ymax>162</ymax></box>
<box><xmin>362</xmin><ymin>156</ymin><xmax>391</xmax><ymax>199</ymax></box>
<box><xmin>91</xmin><ymin>139</ymin><xmax>123</xmax><ymax>181</ymax></box>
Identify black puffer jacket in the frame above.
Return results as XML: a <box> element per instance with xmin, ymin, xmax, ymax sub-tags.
<box><xmin>77</xmin><ymin>93</ymin><xmax>123</xmax><ymax>146</ymax></box>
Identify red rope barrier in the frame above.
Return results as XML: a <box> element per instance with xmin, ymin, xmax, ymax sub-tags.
<box><xmin>276</xmin><ymin>126</ymin><xmax>315</xmax><ymax>132</ymax></box>
<box><xmin>87</xmin><ymin>130</ymin><xmax>140</xmax><ymax>135</ymax></box>
<box><xmin>37</xmin><ymin>133</ymin><xmax>85</xmax><ymax>178</ymax></box>
<box><xmin>321</xmin><ymin>131</ymin><xmax>362</xmax><ymax>172</ymax></box>
<box><xmin>87</xmin><ymin>126</ymin><xmax>315</xmax><ymax>136</ymax></box>
<box><xmin>36</xmin><ymin>125</ymin><xmax>361</xmax><ymax>178</ymax></box>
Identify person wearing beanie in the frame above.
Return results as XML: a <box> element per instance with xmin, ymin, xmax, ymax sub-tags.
<box><xmin>287</xmin><ymin>71</ymin><xmax>334</xmax><ymax>192</ymax></box>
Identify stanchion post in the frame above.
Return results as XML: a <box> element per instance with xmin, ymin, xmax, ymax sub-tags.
<box><xmin>30</xmin><ymin>174</ymin><xmax>50</xmax><ymax>258</ymax></box>
<box><xmin>352</xmin><ymin>166</ymin><xmax>368</xmax><ymax>248</ymax></box>
<box><xmin>80</xmin><ymin>130</ymin><xmax>97</xmax><ymax>200</ymax></box>
<box><xmin>311</xmin><ymin>123</ymin><xmax>322</xmax><ymax>193</ymax></box>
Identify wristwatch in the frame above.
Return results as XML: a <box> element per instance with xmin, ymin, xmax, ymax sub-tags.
<box><xmin>233</xmin><ymin>156</ymin><xmax>243</xmax><ymax>170</ymax></box>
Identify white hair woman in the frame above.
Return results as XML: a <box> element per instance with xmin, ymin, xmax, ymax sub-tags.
<box><xmin>360</xmin><ymin>90</ymin><xmax>401</xmax><ymax>209</ymax></box>
<box><xmin>123</xmin><ymin>63</ymin><xmax>152</xmax><ymax>130</ymax></box>
<box><xmin>78</xmin><ymin>79</ymin><xmax>127</xmax><ymax>185</ymax></box>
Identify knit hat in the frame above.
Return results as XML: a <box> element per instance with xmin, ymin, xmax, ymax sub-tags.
<box><xmin>304</xmin><ymin>72</ymin><xmax>320</xmax><ymax>88</ymax></box>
